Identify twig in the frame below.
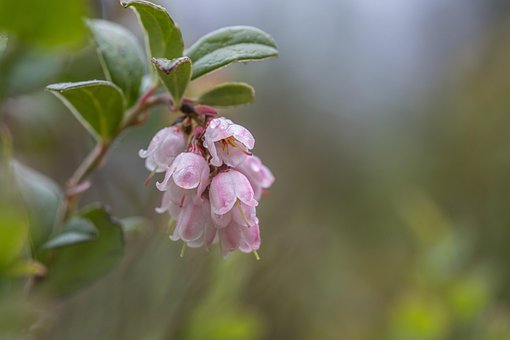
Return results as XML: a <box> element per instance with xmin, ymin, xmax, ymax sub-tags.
<box><xmin>61</xmin><ymin>88</ymin><xmax>173</xmax><ymax>221</ymax></box>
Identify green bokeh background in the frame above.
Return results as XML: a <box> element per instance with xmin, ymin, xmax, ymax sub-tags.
<box><xmin>3</xmin><ymin>0</ymin><xmax>510</xmax><ymax>339</ymax></box>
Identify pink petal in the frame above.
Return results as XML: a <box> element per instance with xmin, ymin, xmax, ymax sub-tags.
<box><xmin>139</xmin><ymin>127</ymin><xmax>168</xmax><ymax>157</ymax></box>
<box><xmin>194</xmin><ymin>162</ymin><xmax>211</xmax><ymax>203</ymax></box>
<box><xmin>186</xmin><ymin>234</ymin><xmax>205</xmax><ymax>248</ymax></box>
<box><xmin>153</xmin><ymin>127</ymin><xmax>186</xmax><ymax>168</ymax></box>
<box><xmin>229</xmin><ymin>124</ymin><xmax>255</xmax><ymax>149</ymax></box>
<box><xmin>156</xmin><ymin>180</ymin><xmax>185</xmax><ymax>209</ymax></box>
<box><xmin>205</xmin><ymin>118</ymin><xmax>233</xmax><ymax>142</ymax></box>
<box><xmin>179</xmin><ymin>203</ymin><xmax>206</xmax><ymax>242</ymax></box>
<box><xmin>217</xmin><ymin>145</ymin><xmax>249</xmax><ymax>167</ymax></box>
<box><xmin>212</xmin><ymin>211</ymin><xmax>232</xmax><ymax>227</ymax></box>
<box><xmin>219</xmin><ymin>223</ymin><xmax>241</xmax><ymax>257</ymax></box>
<box><xmin>205</xmin><ymin>222</ymin><xmax>217</xmax><ymax>246</ymax></box>
<box><xmin>230</xmin><ymin>170</ymin><xmax>258</xmax><ymax>207</ymax></box>
<box><xmin>237</xmin><ymin>155</ymin><xmax>275</xmax><ymax>189</ymax></box>
<box><xmin>209</xmin><ymin>172</ymin><xmax>238</xmax><ymax>215</ymax></box>
<box><xmin>169</xmin><ymin>225</ymin><xmax>182</xmax><ymax>241</ymax></box>
<box><xmin>231</xmin><ymin>203</ymin><xmax>258</xmax><ymax>227</ymax></box>
<box><xmin>155</xmin><ymin>190</ymin><xmax>173</xmax><ymax>214</ymax></box>
<box><xmin>171</xmin><ymin>153</ymin><xmax>207</xmax><ymax>189</ymax></box>
<box><xmin>139</xmin><ymin>127</ymin><xmax>186</xmax><ymax>173</ymax></box>
<box><xmin>239</xmin><ymin>224</ymin><xmax>261</xmax><ymax>253</ymax></box>
<box><xmin>187</xmin><ymin>218</ymin><xmax>216</xmax><ymax>248</ymax></box>
<box><xmin>156</xmin><ymin>166</ymin><xmax>174</xmax><ymax>191</ymax></box>
<box><xmin>204</xmin><ymin>137</ymin><xmax>222</xmax><ymax>167</ymax></box>
<box><xmin>167</xmin><ymin>201</ymin><xmax>182</xmax><ymax>220</ymax></box>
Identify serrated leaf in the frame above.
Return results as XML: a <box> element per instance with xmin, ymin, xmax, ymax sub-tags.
<box><xmin>47</xmin><ymin>80</ymin><xmax>125</xmax><ymax>140</ymax></box>
<box><xmin>40</xmin><ymin>206</ymin><xmax>124</xmax><ymax>296</ymax></box>
<box><xmin>43</xmin><ymin>217</ymin><xmax>97</xmax><ymax>249</ymax></box>
<box><xmin>122</xmin><ymin>0</ymin><xmax>184</xmax><ymax>61</ymax></box>
<box><xmin>186</xmin><ymin>26</ymin><xmax>278</xmax><ymax>80</ymax></box>
<box><xmin>152</xmin><ymin>57</ymin><xmax>191</xmax><ymax>108</ymax></box>
<box><xmin>11</xmin><ymin>161</ymin><xmax>63</xmax><ymax>259</ymax></box>
<box><xmin>198</xmin><ymin>82</ymin><xmax>255</xmax><ymax>107</ymax></box>
<box><xmin>87</xmin><ymin>19</ymin><xmax>146</xmax><ymax>106</ymax></box>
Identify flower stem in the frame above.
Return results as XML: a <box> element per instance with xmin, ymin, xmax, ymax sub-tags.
<box><xmin>62</xmin><ymin>87</ymin><xmax>173</xmax><ymax>221</ymax></box>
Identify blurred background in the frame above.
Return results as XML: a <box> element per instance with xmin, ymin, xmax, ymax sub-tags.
<box><xmin>3</xmin><ymin>0</ymin><xmax>510</xmax><ymax>339</ymax></box>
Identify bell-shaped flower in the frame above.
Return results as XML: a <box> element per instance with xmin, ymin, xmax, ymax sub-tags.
<box><xmin>203</xmin><ymin>117</ymin><xmax>255</xmax><ymax>167</ymax></box>
<box><xmin>209</xmin><ymin>170</ymin><xmax>258</xmax><ymax>228</ymax></box>
<box><xmin>156</xmin><ymin>152</ymin><xmax>210</xmax><ymax>208</ymax></box>
<box><xmin>169</xmin><ymin>200</ymin><xmax>216</xmax><ymax>249</ymax></box>
<box><xmin>236</xmin><ymin>155</ymin><xmax>275</xmax><ymax>200</ymax></box>
<box><xmin>139</xmin><ymin>126</ymin><xmax>186</xmax><ymax>173</ymax></box>
<box><xmin>218</xmin><ymin>221</ymin><xmax>261</xmax><ymax>257</ymax></box>
<box><xmin>156</xmin><ymin>183</ymin><xmax>186</xmax><ymax>215</ymax></box>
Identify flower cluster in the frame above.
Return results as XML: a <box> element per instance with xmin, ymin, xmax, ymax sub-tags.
<box><xmin>140</xmin><ymin>113</ymin><xmax>274</xmax><ymax>257</ymax></box>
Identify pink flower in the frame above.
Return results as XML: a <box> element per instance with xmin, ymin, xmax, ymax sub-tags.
<box><xmin>156</xmin><ymin>152</ymin><xmax>210</xmax><ymax>208</ymax></box>
<box><xmin>209</xmin><ymin>170</ymin><xmax>258</xmax><ymax>228</ymax></box>
<box><xmin>142</xmin><ymin>117</ymin><xmax>271</xmax><ymax>257</ymax></box>
<box><xmin>139</xmin><ymin>126</ymin><xmax>186</xmax><ymax>173</ymax></box>
<box><xmin>218</xmin><ymin>221</ymin><xmax>261</xmax><ymax>256</ymax></box>
<box><xmin>156</xmin><ymin>183</ymin><xmax>186</xmax><ymax>214</ymax></box>
<box><xmin>169</xmin><ymin>200</ymin><xmax>216</xmax><ymax>248</ymax></box>
<box><xmin>203</xmin><ymin>117</ymin><xmax>255</xmax><ymax>167</ymax></box>
<box><xmin>236</xmin><ymin>155</ymin><xmax>275</xmax><ymax>200</ymax></box>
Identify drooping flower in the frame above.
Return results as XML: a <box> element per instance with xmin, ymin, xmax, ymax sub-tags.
<box><xmin>203</xmin><ymin>117</ymin><xmax>255</xmax><ymax>167</ymax></box>
<box><xmin>141</xmin><ymin>111</ymin><xmax>272</xmax><ymax>258</ymax></box>
<box><xmin>236</xmin><ymin>155</ymin><xmax>275</xmax><ymax>200</ymax></box>
<box><xmin>139</xmin><ymin>126</ymin><xmax>186</xmax><ymax>173</ymax></box>
<box><xmin>156</xmin><ymin>182</ymin><xmax>186</xmax><ymax>214</ymax></box>
<box><xmin>209</xmin><ymin>169</ymin><xmax>258</xmax><ymax>228</ymax></box>
<box><xmin>218</xmin><ymin>221</ymin><xmax>260</xmax><ymax>257</ymax></box>
<box><xmin>156</xmin><ymin>152</ymin><xmax>210</xmax><ymax>209</ymax></box>
<box><xmin>168</xmin><ymin>199</ymin><xmax>216</xmax><ymax>248</ymax></box>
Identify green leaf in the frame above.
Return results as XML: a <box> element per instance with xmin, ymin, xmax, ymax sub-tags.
<box><xmin>0</xmin><ymin>207</ymin><xmax>28</xmax><ymax>271</ymax></box>
<box><xmin>43</xmin><ymin>217</ymin><xmax>97</xmax><ymax>249</ymax></box>
<box><xmin>0</xmin><ymin>33</ymin><xmax>7</xmax><ymax>57</ymax></box>
<box><xmin>11</xmin><ymin>161</ymin><xmax>63</xmax><ymax>258</ymax></box>
<box><xmin>121</xmin><ymin>0</ymin><xmax>184</xmax><ymax>61</ymax></box>
<box><xmin>152</xmin><ymin>57</ymin><xmax>191</xmax><ymax>108</ymax></box>
<box><xmin>86</xmin><ymin>19</ymin><xmax>146</xmax><ymax>107</ymax></box>
<box><xmin>4</xmin><ymin>49</ymin><xmax>63</xmax><ymax>97</ymax></box>
<box><xmin>0</xmin><ymin>137</ymin><xmax>29</xmax><ymax>271</ymax></box>
<box><xmin>198</xmin><ymin>82</ymin><xmax>255</xmax><ymax>107</ymax></box>
<box><xmin>0</xmin><ymin>0</ymin><xmax>86</xmax><ymax>48</ymax></box>
<box><xmin>186</xmin><ymin>26</ymin><xmax>278</xmax><ymax>80</ymax></box>
<box><xmin>40</xmin><ymin>206</ymin><xmax>124</xmax><ymax>296</ymax></box>
<box><xmin>47</xmin><ymin>80</ymin><xmax>126</xmax><ymax>140</ymax></box>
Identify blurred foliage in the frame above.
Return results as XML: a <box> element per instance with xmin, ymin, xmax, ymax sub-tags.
<box><xmin>37</xmin><ymin>206</ymin><xmax>124</xmax><ymax>297</ymax></box>
<box><xmin>12</xmin><ymin>161</ymin><xmax>63</xmax><ymax>260</ymax></box>
<box><xmin>86</xmin><ymin>18</ymin><xmax>146</xmax><ymax>106</ymax></box>
<box><xmin>0</xmin><ymin>0</ymin><xmax>87</xmax><ymax>48</ymax></box>
<box><xmin>3</xmin><ymin>0</ymin><xmax>510</xmax><ymax>339</ymax></box>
